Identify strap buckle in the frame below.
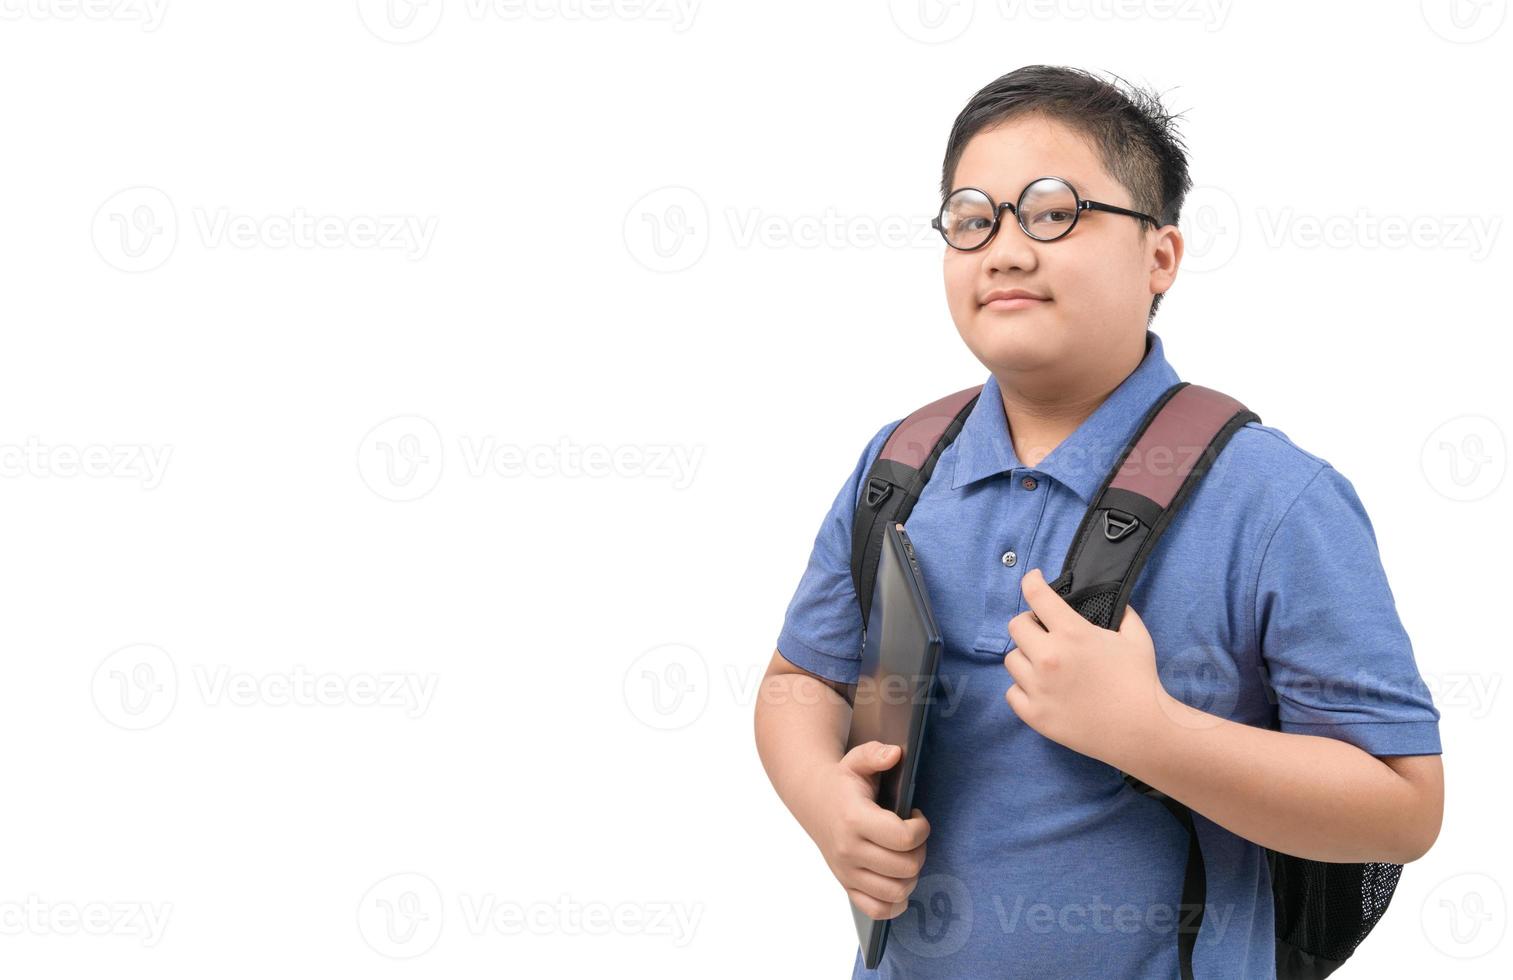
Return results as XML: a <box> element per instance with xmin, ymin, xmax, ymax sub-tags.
<box><xmin>1103</xmin><ymin>508</ymin><xmax>1140</xmax><ymax>542</ymax></box>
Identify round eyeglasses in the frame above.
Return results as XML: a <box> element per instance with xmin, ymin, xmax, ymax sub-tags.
<box><xmin>931</xmin><ymin>176</ymin><xmax>1159</xmax><ymax>250</ymax></box>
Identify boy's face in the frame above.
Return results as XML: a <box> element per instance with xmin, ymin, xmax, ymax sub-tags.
<box><xmin>943</xmin><ymin>113</ymin><xmax>1181</xmax><ymax>380</ymax></box>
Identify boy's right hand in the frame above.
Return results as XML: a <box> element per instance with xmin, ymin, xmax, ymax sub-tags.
<box><xmin>812</xmin><ymin>741</ymin><xmax>931</xmax><ymax>921</ymax></box>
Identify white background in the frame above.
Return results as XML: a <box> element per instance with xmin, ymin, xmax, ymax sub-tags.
<box><xmin>1</xmin><ymin>1</ymin><xmax>1509</xmax><ymax>977</ymax></box>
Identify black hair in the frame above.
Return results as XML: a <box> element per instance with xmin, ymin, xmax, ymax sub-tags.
<box><xmin>940</xmin><ymin>65</ymin><xmax>1192</xmax><ymax>319</ymax></box>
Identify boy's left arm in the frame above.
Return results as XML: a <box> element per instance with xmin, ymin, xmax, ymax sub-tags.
<box><xmin>1004</xmin><ymin>566</ymin><xmax>1445</xmax><ymax>864</ymax></box>
<box><xmin>1114</xmin><ymin>696</ymin><xmax>1444</xmax><ymax>864</ymax></box>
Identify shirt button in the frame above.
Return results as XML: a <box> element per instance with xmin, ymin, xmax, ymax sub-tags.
<box><xmin>1001</xmin><ymin>550</ymin><xmax>1018</xmax><ymax>567</ymax></box>
<box><xmin>1021</xmin><ymin>476</ymin><xmax>1038</xmax><ymax>491</ymax></box>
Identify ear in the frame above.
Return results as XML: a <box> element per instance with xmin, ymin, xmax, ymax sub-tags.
<box><xmin>1148</xmin><ymin>224</ymin><xmax>1183</xmax><ymax>296</ymax></box>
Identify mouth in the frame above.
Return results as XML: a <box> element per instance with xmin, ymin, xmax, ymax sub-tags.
<box><xmin>982</xmin><ymin>296</ymin><xmax>1049</xmax><ymax>311</ymax></box>
<box><xmin>980</xmin><ymin>289</ymin><xmax>1050</xmax><ymax>312</ymax></box>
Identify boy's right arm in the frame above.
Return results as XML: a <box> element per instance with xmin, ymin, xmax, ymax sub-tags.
<box><xmin>754</xmin><ymin>648</ymin><xmax>931</xmax><ymax>920</ymax></box>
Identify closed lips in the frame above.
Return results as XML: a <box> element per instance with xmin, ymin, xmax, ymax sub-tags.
<box><xmin>981</xmin><ymin>289</ymin><xmax>1048</xmax><ymax>305</ymax></box>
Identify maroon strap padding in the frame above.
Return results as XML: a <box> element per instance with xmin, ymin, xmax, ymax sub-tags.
<box><xmin>878</xmin><ymin>384</ymin><xmax>983</xmax><ymax>469</ymax></box>
<box><xmin>1109</xmin><ymin>384</ymin><xmax>1248</xmax><ymax>508</ymax></box>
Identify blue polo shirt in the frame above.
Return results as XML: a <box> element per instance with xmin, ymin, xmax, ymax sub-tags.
<box><xmin>776</xmin><ymin>329</ymin><xmax>1442</xmax><ymax>979</ymax></box>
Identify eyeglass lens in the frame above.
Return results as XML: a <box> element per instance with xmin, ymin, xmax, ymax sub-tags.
<box><xmin>939</xmin><ymin>178</ymin><xmax>1079</xmax><ymax>248</ymax></box>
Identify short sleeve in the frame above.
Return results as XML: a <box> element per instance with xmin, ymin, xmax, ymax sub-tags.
<box><xmin>775</xmin><ymin>419</ymin><xmax>902</xmax><ymax>685</ymax></box>
<box><xmin>1253</xmin><ymin>463</ymin><xmax>1442</xmax><ymax>755</ymax></box>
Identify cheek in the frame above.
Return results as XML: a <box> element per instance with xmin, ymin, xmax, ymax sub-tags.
<box><xmin>1062</xmin><ymin>244</ymin><xmax>1140</xmax><ymax>312</ymax></box>
<box><xmin>942</xmin><ymin>256</ymin><xmax>978</xmax><ymax>315</ymax></box>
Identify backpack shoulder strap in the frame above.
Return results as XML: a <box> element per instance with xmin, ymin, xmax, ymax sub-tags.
<box><xmin>848</xmin><ymin>384</ymin><xmax>982</xmax><ymax>627</ymax></box>
<box><xmin>1047</xmin><ymin>379</ymin><xmax>1259</xmax><ymax>980</ymax></box>
<box><xmin>1047</xmin><ymin>381</ymin><xmax>1260</xmax><ymax>631</ymax></box>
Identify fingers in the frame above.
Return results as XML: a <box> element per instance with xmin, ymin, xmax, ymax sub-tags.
<box><xmin>1005</xmin><ymin>679</ymin><xmax>1032</xmax><ymax>719</ymax></box>
<box><xmin>1020</xmin><ymin>567</ymin><xmax>1076</xmax><ymax>633</ymax></box>
<box><xmin>1006</xmin><ymin>609</ymin><xmax>1046</xmax><ymax>655</ymax></box>
<box><xmin>854</xmin><ymin>803</ymin><xmax>931</xmax><ymax>853</ymax></box>
<box><xmin>850</xmin><ymin>837</ymin><xmax>927</xmax><ymax>880</ymax></box>
<box><xmin>1003</xmin><ymin>646</ymin><xmax>1035</xmax><ymax>689</ymax></box>
<box><xmin>847</xmin><ymin>884</ymin><xmax>911</xmax><ymax>921</ymax></box>
<box><xmin>846</xmin><ymin>869</ymin><xmax>918</xmax><ymax>919</ymax></box>
<box><xmin>1007</xmin><ymin>611</ymin><xmax>1064</xmax><ymax>673</ymax></box>
<box><xmin>840</xmin><ymin>741</ymin><xmax>901</xmax><ymax>778</ymax></box>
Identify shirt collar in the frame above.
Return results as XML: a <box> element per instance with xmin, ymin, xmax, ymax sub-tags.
<box><xmin>949</xmin><ymin>329</ymin><xmax>1183</xmax><ymax>504</ymax></box>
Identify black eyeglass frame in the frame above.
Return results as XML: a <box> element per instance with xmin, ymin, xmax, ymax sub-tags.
<box><xmin>931</xmin><ymin>176</ymin><xmax>1160</xmax><ymax>250</ymax></box>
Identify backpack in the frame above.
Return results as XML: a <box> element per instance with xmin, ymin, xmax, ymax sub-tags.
<box><xmin>848</xmin><ymin>380</ymin><xmax>1403</xmax><ymax>979</ymax></box>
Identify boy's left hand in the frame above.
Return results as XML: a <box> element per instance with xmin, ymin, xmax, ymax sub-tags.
<box><xmin>1003</xmin><ymin>567</ymin><xmax>1168</xmax><ymax>767</ymax></box>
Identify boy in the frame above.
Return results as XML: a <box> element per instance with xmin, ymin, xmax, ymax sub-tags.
<box><xmin>754</xmin><ymin>66</ymin><xmax>1444</xmax><ymax>979</ymax></box>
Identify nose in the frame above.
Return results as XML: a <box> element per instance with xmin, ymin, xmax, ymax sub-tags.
<box><xmin>981</xmin><ymin>208</ymin><xmax>1038</xmax><ymax>276</ymax></box>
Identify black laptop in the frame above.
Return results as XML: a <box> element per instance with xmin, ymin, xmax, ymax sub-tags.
<box><xmin>843</xmin><ymin>521</ymin><xmax>944</xmax><ymax>970</ymax></box>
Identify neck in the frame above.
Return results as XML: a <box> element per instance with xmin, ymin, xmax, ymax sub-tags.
<box><xmin>994</xmin><ymin>333</ymin><xmax>1148</xmax><ymax>468</ymax></box>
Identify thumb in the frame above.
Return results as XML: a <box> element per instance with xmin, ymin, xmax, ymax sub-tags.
<box><xmin>842</xmin><ymin>741</ymin><xmax>900</xmax><ymax>777</ymax></box>
<box><xmin>1118</xmin><ymin>602</ymin><xmax>1148</xmax><ymax>635</ymax></box>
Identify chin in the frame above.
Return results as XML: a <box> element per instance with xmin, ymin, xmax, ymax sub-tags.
<box><xmin>958</xmin><ymin>306</ymin><xmax>1064</xmax><ymax>369</ymax></box>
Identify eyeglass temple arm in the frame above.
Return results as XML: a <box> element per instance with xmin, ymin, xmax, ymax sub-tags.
<box><xmin>1080</xmin><ymin>200</ymin><xmax>1159</xmax><ymax>224</ymax></box>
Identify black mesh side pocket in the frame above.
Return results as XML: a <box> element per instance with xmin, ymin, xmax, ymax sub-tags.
<box><xmin>1053</xmin><ymin>579</ymin><xmax>1121</xmax><ymax>630</ymax></box>
<box><xmin>1268</xmin><ymin>849</ymin><xmax>1402</xmax><ymax>978</ymax></box>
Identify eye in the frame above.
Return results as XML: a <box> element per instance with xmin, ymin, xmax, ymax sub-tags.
<box><xmin>1030</xmin><ymin>208</ymin><xmax>1075</xmax><ymax>226</ymax></box>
